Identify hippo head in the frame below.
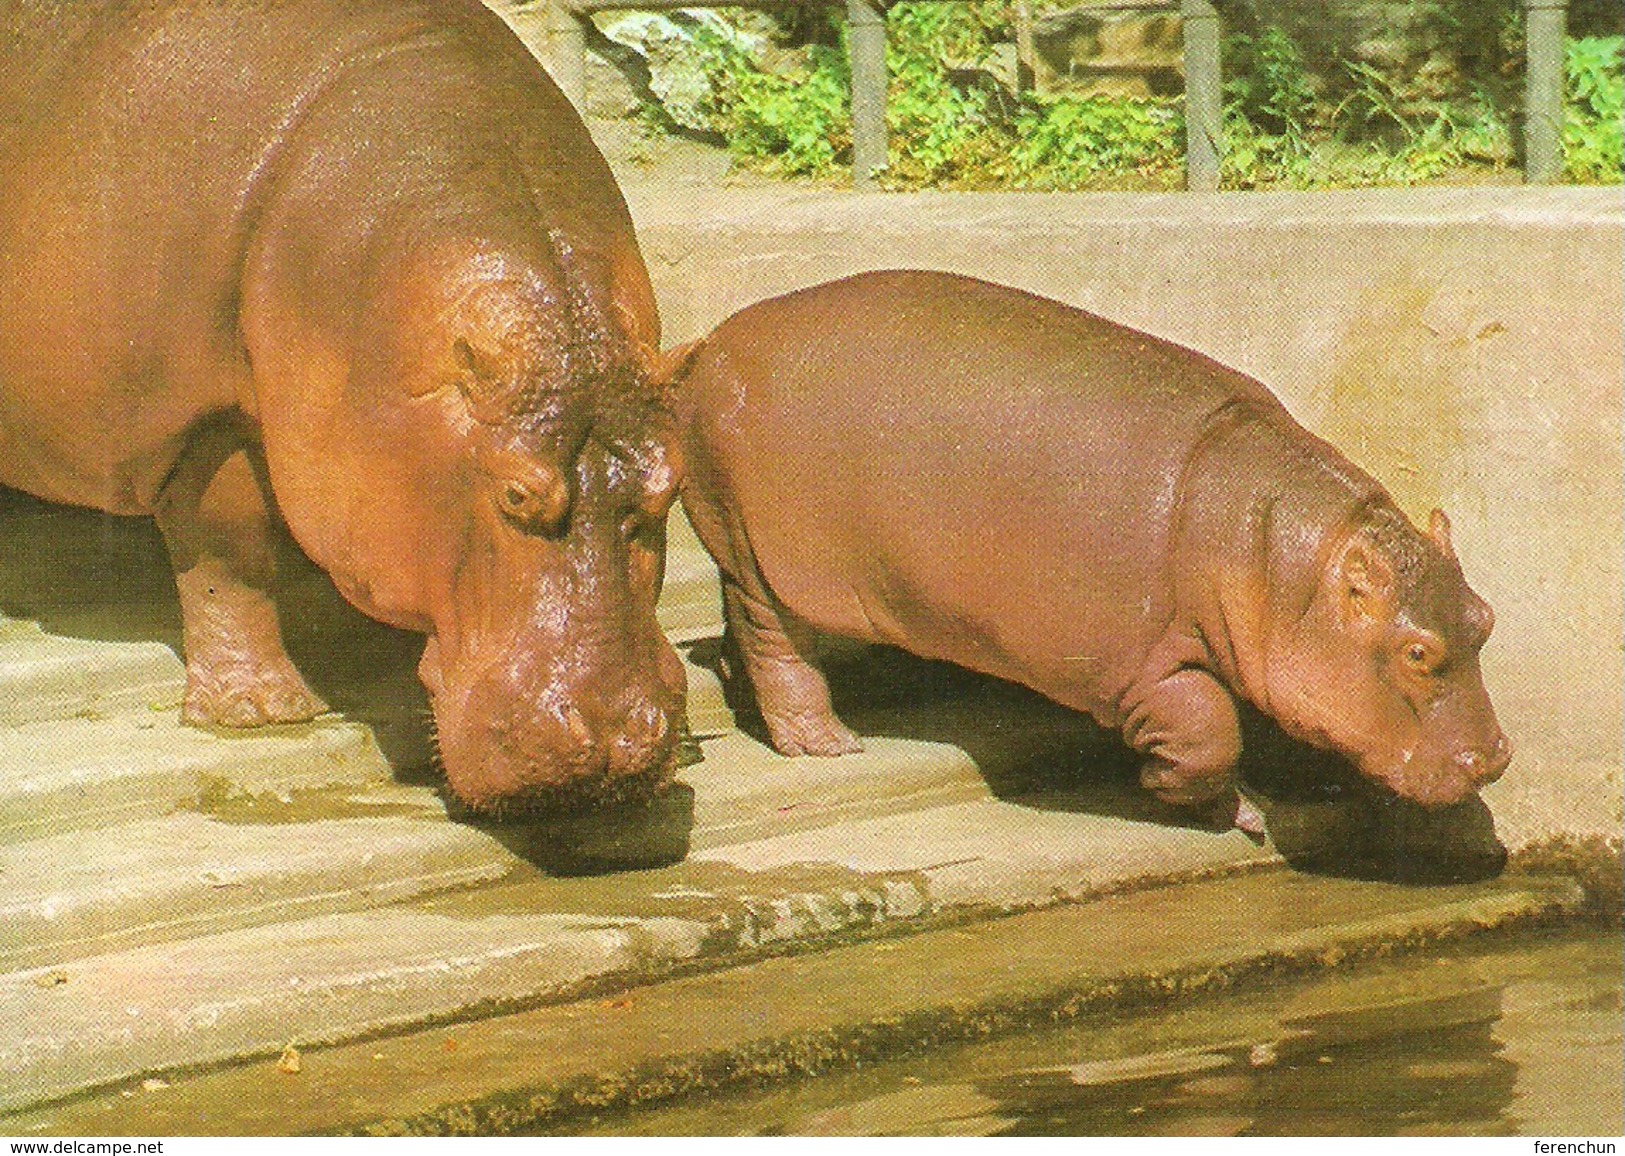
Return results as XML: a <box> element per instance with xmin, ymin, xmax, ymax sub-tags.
<box><xmin>408</xmin><ymin>262</ymin><xmax>686</xmax><ymax>816</ymax></box>
<box><xmin>271</xmin><ymin>236</ymin><xmax>688</xmax><ymax>816</ymax></box>
<box><xmin>1265</xmin><ymin>506</ymin><xmax>1510</xmax><ymax>807</ymax></box>
<box><xmin>416</xmin><ymin>418</ymin><xmax>686</xmax><ymax>816</ymax></box>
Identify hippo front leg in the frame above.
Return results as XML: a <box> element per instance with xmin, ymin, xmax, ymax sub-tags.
<box><xmin>1122</xmin><ymin>668</ymin><xmax>1262</xmax><ymax>836</ymax></box>
<box><xmin>154</xmin><ymin>422</ymin><xmax>328</xmax><ymax>727</ymax></box>
<box><xmin>722</xmin><ymin>578</ymin><xmax>864</xmax><ymax>757</ymax></box>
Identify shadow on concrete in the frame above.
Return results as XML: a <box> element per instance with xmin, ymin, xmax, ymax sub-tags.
<box><xmin>692</xmin><ymin>637</ymin><xmax>1506</xmax><ymax>886</ymax></box>
<box><xmin>447</xmin><ymin>783</ymin><xmax>698</xmax><ymax>878</ymax></box>
<box><xmin>0</xmin><ymin>485</ymin><xmax>436</xmax><ymax>776</ymax></box>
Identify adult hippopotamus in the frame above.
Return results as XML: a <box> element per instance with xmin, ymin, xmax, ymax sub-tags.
<box><xmin>0</xmin><ymin>0</ymin><xmax>686</xmax><ymax>813</ymax></box>
<box><xmin>671</xmin><ymin>271</ymin><xmax>1511</xmax><ymax>831</ymax></box>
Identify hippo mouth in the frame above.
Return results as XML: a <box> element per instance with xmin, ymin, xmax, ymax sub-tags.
<box><xmin>442</xmin><ymin>748</ymin><xmax>678</xmax><ymax>819</ymax></box>
<box><xmin>418</xmin><ymin>636</ymin><xmax>684</xmax><ymax>816</ymax></box>
<box><xmin>1360</xmin><ymin>740</ymin><xmax>1511</xmax><ymax>809</ymax></box>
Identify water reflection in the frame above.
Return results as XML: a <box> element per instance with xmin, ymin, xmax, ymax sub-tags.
<box><xmin>969</xmin><ymin>987</ymin><xmax>1517</xmax><ymax>1136</ymax></box>
<box><xmin>565</xmin><ymin>933</ymin><xmax>1620</xmax><ymax>1137</ymax></box>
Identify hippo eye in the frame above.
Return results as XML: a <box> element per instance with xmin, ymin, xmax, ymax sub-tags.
<box><xmin>477</xmin><ymin>445</ymin><xmax>570</xmax><ymax>536</ymax></box>
<box><xmin>501</xmin><ymin>484</ymin><xmax>534</xmax><ymax>518</ymax></box>
<box><xmin>1399</xmin><ymin>635</ymin><xmax>1444</xmax><ymax>675</ymax></box>
<box><xmin>493</xmin><ymin>478</ymin><xmax>568</xmax><ymax>536</ymax></box>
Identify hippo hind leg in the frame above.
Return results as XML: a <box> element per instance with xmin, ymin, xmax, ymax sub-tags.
<box><xmin>154</xmin><ymin>416</ymin><xmax>328</xmax><ymax>728</ymax></box>
<box><xmin>721</xmin><ymin>578</ymin><xmax>863</xmax><ymax>757</ymax></box>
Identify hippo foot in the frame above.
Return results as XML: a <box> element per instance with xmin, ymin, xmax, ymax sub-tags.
<box><xmin>1190</xmin><ymin>790</ymin><xmax>1268</xmax><ymax>844</ymax></box>
<box><xmin>181</xmin><ymin>659</ymin><xmax>330</xmax><ymax>728</ymax></box>
<box><xmin>762</xmin><ymin>710</ymin><xmax>865</xmax><ymax>758</ymax></box>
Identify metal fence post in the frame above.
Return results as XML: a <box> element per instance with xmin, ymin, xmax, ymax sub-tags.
<box><xmin>1524</xmin><ymin>0</ymin><xmax>1568</xmax><ymax>183</ymax></box>
<box><xmin>847</xmin><ymin>0</ymin><xmax>888</xmax><ymax>189</ymax></box>
<box><xmin>1181</xmin><ymin>0</ymin><xmax>1222</xmax><ymax>191</ymax></box>
<box><xmin>548</xmin><ymin>1</ymin><xmax>589</xmax><ymax>113</ymax></box>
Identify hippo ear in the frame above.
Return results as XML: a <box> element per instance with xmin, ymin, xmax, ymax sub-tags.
<box><xmin>1336</xmin><ymin>534</ymin><xmax>1396</xmax><ymax>630</ymax></box>
<box><xmin>452</xmin><ymin>337</ymin><xmax>511</xmax><ymax>423</ymax></box>
<box><xmin>1427</xmin><ymin>508</ymin><xmax>1457</xmax><ymax>559</ymax></box>
<box><xmin>453</xmin><ymin>336</ymin><xmax>500</xmax><ymax>383</ymax></box>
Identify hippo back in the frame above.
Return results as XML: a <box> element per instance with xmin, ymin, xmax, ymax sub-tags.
<box><xmin>676</xmin><ymin>270</ymin><xmax>1293</xmax><ymax>712</ymax></box>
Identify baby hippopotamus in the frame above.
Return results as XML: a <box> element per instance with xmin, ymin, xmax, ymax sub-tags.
<box><xmin>670</xmin><ymin>270</ymin><xmax>1510</xmax><ymax>833</ymax></box>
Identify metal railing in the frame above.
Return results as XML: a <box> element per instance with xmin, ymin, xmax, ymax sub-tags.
<box><xmin>542</xmin><ymin>0</ymin><xmax>1570</xmax><ymax>189</ymax></box>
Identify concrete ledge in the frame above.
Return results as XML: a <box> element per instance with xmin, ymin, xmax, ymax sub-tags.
<box><xmin>657</xmin><ymin>510</ymin><xmax>725</xmax><ymax>647</ymax></box>
<box><xmin>0</xmin><ymin>617</ymin><xmax>183</xmax><ymax>725</ymax></box>
<box><xmin>0</xmin><ymin>722</ymin><xmax>1276</xmax><ymax>1115</ymax></box>
<box><xmin>0</xmin><ymin>710</ymin><xmax>391</xmax><ymax>845</ymax></box>
<box><xmin>0</xmin><ymin>906</ymin><xmax>711</xmax><ymax>1114</ymax></box>
<box><xmin>6</xmin><ymin>870</ymin><xmax>1580</xmax><ymax>1135</ymax></box>
<box><xmin>0</xmin><ymin>811</ymin><xmax>515</xmax><ymax>971</ymax></box>
<box><xmin>692</xmin><ymin>797</ymin><xmax>1269</xmax><ymax>911</ymax></box>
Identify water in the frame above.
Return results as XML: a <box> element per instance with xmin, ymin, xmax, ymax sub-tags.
<box><xmin>555</xmin><ymin>930</ymin><xmax>1622</xmax><ymax>1136</ymax></box>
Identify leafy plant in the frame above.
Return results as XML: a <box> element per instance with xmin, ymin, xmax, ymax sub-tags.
<box><xmin>1004</xmin><ymin>96</ymin><xmax>1182</xmax><ymax>186</ymax></box>
<box><xmin>632</xmin><ymin>6</ymin><xmax>1613</xmax><ymax>190</ymax></box>
<box><xmin>680</xmin><ymin>19</ymin><xmax>851</xmax><ymax>177</ymax></box>
<box><xmin>1563</xmin><ymin>35</ymin><xmax>1624</xmax><ymax>182</ymax></box>
<box><xmin>1223</xmin><ymin>26</ymin><xmax>1317</xmax><ymax>136</ymax></box>
<box><xmin>882</xmin><ymin>3</ymin><xmax>999</xmax><ymax>183</ymax></box>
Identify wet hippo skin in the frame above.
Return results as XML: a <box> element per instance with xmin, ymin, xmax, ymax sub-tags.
<box><xmin>0</xmin><ymin>0</ymin><xmax>686</xmax><ymax>814</ymax></box>
<box><xmin>671</xmin><ymin>271</ymin><xmax>1511</xmax><ymax>833</ymax></box>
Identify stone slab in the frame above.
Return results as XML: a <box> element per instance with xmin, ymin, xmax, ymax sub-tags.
<box><xmin>694</xmin><ymin>796</ymin><xmax>1274</xmax><ymax>910</ymax></box>
<box><xmin>0</xmin><ymin>906</ymin><xmax>712</xmax><ymax>1114</ymax></box>
<box><xmin>656</xmin><ymin>507</ymin><xmax>723</xmax><ymax>645</ymax></box>
<box><xmin>679</xmin><ymin>652</ymin><xmax>732</xmax><ymax>737</ymax></box>
<box><xmin>6</xmin><ymin>870</ymin><xmax>1581</xmax><ymax>1135</ymax></box>
<box><xmin>0</xmin><ymin>619</ymin><xmax>184</xmax><ymax>726</ymax></box>
<box><xmin>0</xmin><ymin>713</ymin><xmax>391</xmax><ymax>844</ymax></box>
<box><xmin>682</xmin><ymin>732</ymin><xmax>990</xmax><ymax>851</ymax></box>
<box><xmin>0</xmin><ymin>810</ymin><xmax>515</xmax><ymax>971</ymax></box>
<box><xmin>0</xmin><ymin>762</ymin><xmax>1246</xmax><ymax>1114</ymax></box>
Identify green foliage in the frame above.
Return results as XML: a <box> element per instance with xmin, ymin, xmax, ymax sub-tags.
<box><xmin>678</xmin><ymin>20</ymin><xmax>850</xmax><ymax>177</ymax></box>
<box><xmin>1003</xmin><ymin>96</ymin><xmax>1182</xmax><ymax>186</ymax></box>
<box><xmin>649</xmin><ymin>8</ymin><xmax>1613</xmax><ymax>189</ymax></box>
<box><xmin>727</xmin><ymin>43</ymin><xmax>851</xmax><ymax>176</ymax></box>
<box><xmin>1563</xmin><ymin>36</ymin><xmax>1624</xmax><ymax>182</ymax></box>
<box><xmin>1219</xmin><ymin>21</ymin><xmax>1518</xmax><ymax>187</ymax></box>
<box><xmin>1222</xmin><ymin>27</ymin><xmax>1316</xmax><ymax>135</ymax></box>
<box><xmin>882</xmin><ymin>3</ymin><xmax>999</xmax><ymax>183</ymax></box>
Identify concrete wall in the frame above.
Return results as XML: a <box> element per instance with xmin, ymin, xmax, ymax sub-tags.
<box><xmin>630</xmin><ymin>186</ymin><xmax>1624</xmax><ymax>852</ymax></box>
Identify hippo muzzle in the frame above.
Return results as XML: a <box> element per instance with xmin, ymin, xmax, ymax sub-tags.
<box><xmin>1362</xmin><ymin>670</ymin><xmax>1512</xmax><ymax>807</ymax></box>
<box><xmin>419</xmin><ymin>428</ymin><xmax>687</xmax><ymax>815</ymax></box>
<box><xmin>421</xmin><ymin>633</ymin><xmax>685</xmax><ymax>813</ymax></box>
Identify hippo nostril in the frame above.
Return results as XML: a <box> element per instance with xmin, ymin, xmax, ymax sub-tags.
<box><xmin>633</xmin><ymin>703</ymin><xmax>670</xmax><ymax>746</ymax></box>
<box><xmin>1459</xmin><ymin>737</ymin><xmax>1511</xmax><ymax>786</ymax></box>
<box><xmin>603</xmin><ymin>703</ymin><xmax>676</xmax><ymax>778</ymax></box>
<box><xmin>563</xmin><ymin>704</ymin><xmax>594</xmax><ymax>749</ymax></box>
